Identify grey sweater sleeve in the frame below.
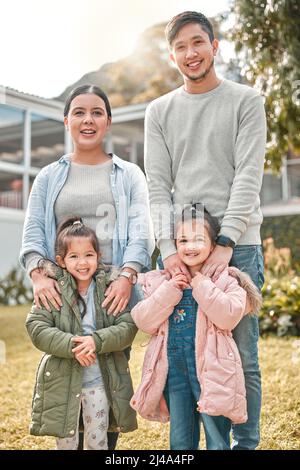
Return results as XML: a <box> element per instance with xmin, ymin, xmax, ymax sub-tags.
<box><xmin>220</xmin><ymin>92</ymin><xmax>266</xmax><ymax>243</ymax></box>
<box><xmin>24</xmin><ymin>251</ymin><xmax>44</xmax><ymax>276</ymax></box>
<box><xmin>122</xmin><ymin>262</ymin><xmax>142</xmax><ymax>273</ymax></box>
<box><xmin>144</xmin><ymin>104</ymin><xmax>177</xmax><ymax>261</ymax></box>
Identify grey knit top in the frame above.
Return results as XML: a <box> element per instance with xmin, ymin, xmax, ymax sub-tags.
<box><xmin>25</xmin><ymin>160</ymin><xmax>141</xmax><ymax>274</ymax></box>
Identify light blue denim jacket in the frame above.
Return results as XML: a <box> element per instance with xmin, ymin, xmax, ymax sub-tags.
<box><xmin>20</xmin><ymin>154</ymin><xmax>155</xmax><ymax>271</ymax></box>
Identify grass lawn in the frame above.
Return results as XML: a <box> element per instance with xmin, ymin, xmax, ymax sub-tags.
<box><xmin>0</xmin><ymin>305</ymin><xmax>299</xmax><ymax>450</ymax></box>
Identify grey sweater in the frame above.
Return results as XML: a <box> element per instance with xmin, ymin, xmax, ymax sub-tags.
<box><xmin>55</xmin><ymin>160</ymin><xmax>115</xmax><ymax>265</ymax></box>
<box><xmin>144</xmin><ymin>79</ymin><xmax>267</xmax><ymax>260</ymax></box>
<box><xmin>25</xmin><ymin>160</ymin><xmax>141</xmax><ymax>274</ymax></box>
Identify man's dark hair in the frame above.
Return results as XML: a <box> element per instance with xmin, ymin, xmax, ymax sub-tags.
<box><xmin>165</xmin><ymin>11</ymin><xmax>214</xmax><ymax>47</ymax></box>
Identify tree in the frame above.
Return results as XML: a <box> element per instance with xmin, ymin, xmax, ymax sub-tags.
<box><xmin>230</xmin><ymin>0</ymin><xmax>300</xmax><ymax>171</ymax></box>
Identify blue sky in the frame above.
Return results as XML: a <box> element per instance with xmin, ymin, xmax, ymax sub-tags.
<box><xmin>0</xmin><ymin>0</ymin><xmax>230</xmax><ymax>98</ymax></box>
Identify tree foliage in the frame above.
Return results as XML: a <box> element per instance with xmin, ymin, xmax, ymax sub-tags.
<box><xmin>58</xmin><ymin>19</ymin><xmax>240</xmax><ymax>109</ymax></box>
<box><xmin>58</xmin><ymin>24</ymin><xmax>182</xmax><ymax>107</ymax></box>
<box><xmin>230</xmin><ymin>0</ymin><xmax>300</xmax><ymax>171</ymax></box>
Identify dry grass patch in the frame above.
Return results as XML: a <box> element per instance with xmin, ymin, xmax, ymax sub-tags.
<box><xmin>0</xmin><ymin>306</ymin><xmax>299</xmax><ymax>450</ymax></box>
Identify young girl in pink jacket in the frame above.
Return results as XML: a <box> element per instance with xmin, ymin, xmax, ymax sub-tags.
<box><xmin>130</xmin><ymin>205</ymin><xmax>261</xmax><ymax>450</ymax></box>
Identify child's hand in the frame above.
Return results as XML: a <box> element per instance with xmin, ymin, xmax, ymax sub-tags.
<box><xmin>191</xmin><ymin>272</ymin><xmax>210</xmax><ymax>289</ymax></box>
<box><xmin>71</xmin><ymin>336</ymin><xmax>96</xmax><ymax>366</ymax></box>
<box><xmin>74</xmin><ymin>351</ymin><xmax>97</xmax><ymax>367</ymax></box>
<box><xmin>171</xmin><ymin>272</ymin><xmax>190</xmax><ymax>290</ymax></box>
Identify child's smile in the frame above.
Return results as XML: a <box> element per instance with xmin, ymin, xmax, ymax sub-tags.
<box><xmin>176</xmin><ymin>220</ymin><xmax>213</xmax><ymax>273</ymax></box>
<box><xmin>56</xmin><ymin>237</ymin><xmax>99</xmax><ymax>293</ymax></box>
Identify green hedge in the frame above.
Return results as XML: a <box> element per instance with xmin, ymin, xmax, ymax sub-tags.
<box><xmin>260</xmin><ymin>273</ymin><xmax>300</xmax><ymax>336</ymax></box>
<box><xmin>0</xmin><ymin>268</ymin><xmax>33</xmax><ymax>306</ymax></box>
<box><xmin>259</xmin><ymin>237</ymin><xmax>300</xmax><ymax>336</ymax></box>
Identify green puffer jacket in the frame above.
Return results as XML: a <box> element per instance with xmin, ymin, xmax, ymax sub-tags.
<box><xmin>26</xmin><ymin>265</ymin><xmax>138</xmax><ymax>438</ymax></box>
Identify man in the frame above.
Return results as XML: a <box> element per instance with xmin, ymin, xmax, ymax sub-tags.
<box><xmin>144</xmin><ymin>11</ymin><xmax>266</xmax><ymax>450</ymax></box>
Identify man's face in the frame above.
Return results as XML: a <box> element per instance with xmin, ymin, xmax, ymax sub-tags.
<box><xmin>170</xmin><ymin>22</ymin><xmax>218</xmax><ymax>83</ymax></box>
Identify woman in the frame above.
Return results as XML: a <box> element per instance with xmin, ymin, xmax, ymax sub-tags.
<box><xmin>20</xmin><ymin>84</ymin><xmax>154</xmax><ymax>448</ymax></box>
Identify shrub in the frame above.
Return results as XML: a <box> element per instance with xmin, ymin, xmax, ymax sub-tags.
<box><xmin>0</xmin><ymin>268</ymin><xmax>33</xmax><ymax>306</ymax></box>
<box><xmin>260</xmin><ymin>238</ymin><xmax>300</xmax><ymax>336</ymax></box>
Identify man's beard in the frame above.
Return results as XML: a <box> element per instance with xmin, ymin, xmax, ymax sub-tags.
<box><xmin>185</xmin><ymin>58</ymin><xmax>214</xmax><ymax>82</ymax></box>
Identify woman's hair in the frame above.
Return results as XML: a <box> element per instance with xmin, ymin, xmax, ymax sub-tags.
<box><xmin>55</xmin><ymin>216</ymin><xmax>100</xmax><ymax>260</ymax></box>
<box><xmin>176</xmin><ymin>203</ymin><xmax>220</xmax><ymax>244</ymax></box>
<box><xmin>63</xmin><ymin>84</ymin><xmax>112</xmax><ymax>119</ymax></box>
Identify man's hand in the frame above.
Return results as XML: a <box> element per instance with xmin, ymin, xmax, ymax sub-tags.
<box><xmin>163</xmin><ymin>253</ymin><xmax>191</xmax><ymax>282</ymax></box>
<box><xmin>171</xmin><ymin>272</ymin><xmax>190</xmax><ymax>290</ymax></box>
<box><xmin>31</xmin><ymin>269</ymin><xmax>62</xmax><ymax>311</ymax></box>
<box><xmin>71</xmin><ymin>336</ymin><xmax>96</xmax><ymax>367</ymax></box>
<box><xmin>102</xmin><ymin>277</ymin><xmax>132</xmax><ymax>316</ymax></box>
<box><xmin>201</xmin><ymin>245</ymin><xmax>233</xmax><ymax>279</ymax></box>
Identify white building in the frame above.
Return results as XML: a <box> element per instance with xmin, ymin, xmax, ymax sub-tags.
<box><xmin>0</xmin><ymin>87</ymin><xmax>299</xmax><ymax>277</ymax></box>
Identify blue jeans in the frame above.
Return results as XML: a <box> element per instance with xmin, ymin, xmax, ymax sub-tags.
<box><xmin>230</xmin><ymin>245</ymin><xmax>264</xmax><ymax>450</ymax></box>
<box><xmin>158</xmin><ymin>245</ymin><xmax>264</xmax><ymax>450</ymax></box>
<box><xmin>164</xmin><ymin>288</ymin><xmax>231</xmax><ymax>450</ymax></box>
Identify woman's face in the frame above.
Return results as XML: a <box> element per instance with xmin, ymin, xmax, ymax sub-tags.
<box><xmin>64</xmin><ymin>93</ymin><xmax>111</xmax><ymax>151</ymax></box>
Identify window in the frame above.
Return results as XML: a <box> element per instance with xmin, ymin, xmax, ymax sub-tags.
<box><xmin>29</xmin><ymin>175</ymin><xmax>36</xmax><ymax>194</ymax></box>
<box><xmin>0</xmin><ymin>104</ymin><xmax>24</xmax><ymax>165</ymax></box>
<box><xmin>0</xmin><ymin>172</ymin><xmax>23</xmax><ymax>209</ymax></box>
<box><xmin>112</xmin><ymin>139</ymin><xmax>144</xmax><ymax>169</ymax></box>
<box><xmin>113</xmin><ymin>139</ymin><xmax>131</xmax><ymax>162</ymax></box>
<box><xmin>260</xmin><ymin>173</ymin><xmax>283</xmax><ymax>205</ymax></box>
<box><xmin>31</xmin><ymin>113</ymin><xmax>65</xmax><ymax>168</ymax></box>
<box><xmin>137</xmin><ymin>142</ymin><xmax>144</xmax><ymax>172</ymax></box>
<box><xmin>287</xmin><ymin>162</ymin><xmax>300</xmax><ymax>199</ymax></box>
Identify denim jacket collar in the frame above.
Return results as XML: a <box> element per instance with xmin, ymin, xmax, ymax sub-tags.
<box><xmin>58</xmin><ymin>153</ymin><xmax>126</xmax><ymax>171</ymax></box>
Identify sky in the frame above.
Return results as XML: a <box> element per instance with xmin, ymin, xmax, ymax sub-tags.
<box><xmin>0</xmin><ymin>0</ymin><xmax>231</xmax><ymax>99</ymax></box>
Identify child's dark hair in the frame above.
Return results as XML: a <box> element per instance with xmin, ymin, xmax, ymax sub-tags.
<box><xmin>55</xmin><ymin>216</ymin><xmax>100</xmax><ymax>260</ymax></box>
<box><xmin>176</xmin><ymin>203</ymin><xmax>220</xmax><ymax>244</ymax></box>
<box><xmin>165</xmin><ymin>11</ymin><xmax>215</xmax><ymax>47</ymax></box>
<box><xmin>55</xmin><ymin>216</ymin><xmax>100</xmax><ymax>317</ymax></box>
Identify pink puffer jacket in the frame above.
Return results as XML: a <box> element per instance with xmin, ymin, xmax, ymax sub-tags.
<box><xmin>130</xmin><ymin>268</ymin><xmax>261</xmax><ymax>425</ymax></box>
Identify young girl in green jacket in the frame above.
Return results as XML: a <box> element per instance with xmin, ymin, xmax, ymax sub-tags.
<box><xmin>26</xmin><ymin>217</ymin><xmax>137</xmax><ymax>450</ymax></box>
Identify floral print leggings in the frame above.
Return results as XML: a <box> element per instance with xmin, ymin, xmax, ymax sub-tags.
<box><xmin>56</xmin><ymin>386</ymin><xmax>109</xmax><ymax>450</ymax></box>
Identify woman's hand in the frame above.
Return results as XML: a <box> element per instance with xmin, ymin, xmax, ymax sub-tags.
<box><xmin>71</xmin><ymin>336</ymin><xmax>96</xmax><ymax>367</ymax></box>
<box><xmin>171</xmin><ymin>272</ymin><xmax>190</xmax><ymax>290</ymax></box>
<box><xmin>102</xmin><ymin>278</ymin><xmax>132</xmax><ymax>316</ymax></box>
<box><xmin>31</xmin><ymin>269</ymin><xmax>62</xmax><ymax>311</ymax></box>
